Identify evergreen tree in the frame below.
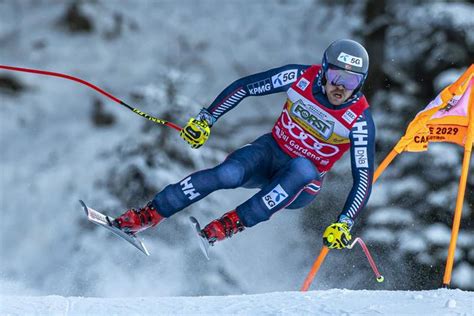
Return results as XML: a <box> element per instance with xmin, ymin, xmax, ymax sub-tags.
<box><xmin>303</xmin><ymin>0</ymin><xmax>473</xmax><ymax>290</ymax></box>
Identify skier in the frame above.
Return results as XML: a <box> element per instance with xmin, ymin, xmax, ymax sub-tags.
<box><xmin>113</xmin><ymin>39</ymin><xmax>375</xmax><ymax>251</ymax></box>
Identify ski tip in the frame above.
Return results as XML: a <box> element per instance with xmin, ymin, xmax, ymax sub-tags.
<box><xmin>78</xmin><ymin>200</ymin><xmax>88</xmax><ymax>215</ymax></box>
<box><xmin>80</xmin><ymin>199</ymin><xmax>151</xmax><ymax>256</ymax></box>
<box><xmin>189</xmin><ymin>216</ymin><xmax>210</xmax><ymax>260</ymax></box>
<box><xmin>189</xmin><ymin>216</ymin><xmax>200</xmax><ymax>227</ymax></box>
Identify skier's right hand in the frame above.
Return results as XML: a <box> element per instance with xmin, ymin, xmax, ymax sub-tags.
<box><xmin>322</xmin><ymin>222</ymin><xmax>352</xmax><ymax>249</ymax></box>
<box><xmin>180</xmin><ymin>117</ymin><xmax>211</xmax><ymax>149</ymax></box>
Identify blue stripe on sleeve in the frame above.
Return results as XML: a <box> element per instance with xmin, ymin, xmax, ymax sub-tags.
<box><xmin>339</xmin><ymin>108</ymin><xmax>376</xmax><ymax>221</ymax></box>
<box><xmin>207</xmin><ymin>64</ymin><xmax>310</xmax><ymax>120</ymax></box>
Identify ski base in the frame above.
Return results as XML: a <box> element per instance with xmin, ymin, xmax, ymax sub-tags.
<box><xmin>79</xmin><ymin>200</ymin><xmax>150</xmax><ymax>256</ymax></box>
<box><xmin>189</xmin><ymin>216</ymin><xmax>210</xmax><ymax>260</ymax></box>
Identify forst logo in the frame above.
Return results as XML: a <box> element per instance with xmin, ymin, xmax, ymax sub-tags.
<box><xmin>292</xmin><ymin>101</ymin><xmax>334</xmax><ymax>140</ymax></box>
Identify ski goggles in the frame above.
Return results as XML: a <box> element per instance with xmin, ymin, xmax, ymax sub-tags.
<box><xmin>325</xmin><ymin>67</ymin><xmax>364</xmax><ymax>90</ymax></box>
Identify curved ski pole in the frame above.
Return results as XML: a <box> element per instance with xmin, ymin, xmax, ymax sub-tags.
<box><xmin>0</xmin><ymin>65</ymin><xmax>182</xmax><ymax>132</ymax></box>
<box><xmin>300</xmin><ymin>246</ymin><xmax>330</xmax><ymax>291</ymax></box>
<box><xmin>347</xmin><ymin>237</ymin><xmax>384</xmax><ymax>282</ymax></box>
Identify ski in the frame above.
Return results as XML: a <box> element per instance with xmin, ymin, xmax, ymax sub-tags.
<box><xmin>79</xmin><ymin>200</ymin><xmax>150</xmax><ymax>256</ymax></box>
<box><xmin>189</xmin><ymin>216</ymin><xmax>210</xmax><ymax>260</ymax></box>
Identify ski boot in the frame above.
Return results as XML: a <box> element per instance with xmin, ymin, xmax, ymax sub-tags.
<box><xmin>201</xmin><ymin>210</ymin><xmax>245</xmax><ymax>245</ymax></box>
<box><xmin>114</xmin><ymin>202</ymin><xmax>164</xmax><ymax>234</ymax></box>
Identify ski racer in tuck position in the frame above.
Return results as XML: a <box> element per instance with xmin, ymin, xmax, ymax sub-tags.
<box><xmin>114</xmin><ymin>39</ymin><xmax>376</xmax><ymax>251</ymax></box>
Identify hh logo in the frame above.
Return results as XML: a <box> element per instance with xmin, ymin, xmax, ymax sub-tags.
<box><xmin>262</xmin><ymin>184</ymin><xmax>288</xmax><ymax>209</ymax></box>
<box><xmin>180</xmin><ymin>177</ymin><xmax>200</xmax><ymax>200</ymax></box>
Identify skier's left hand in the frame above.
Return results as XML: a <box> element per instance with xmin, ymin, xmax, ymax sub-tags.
<box><xmin>323</xmin><ymin>222</ymin><xmax>352</xmax><ymax>249</ymax></box>
<box><xmin>180</xmin><ymin>118</ymin><xmax>211</xmax><ymax>149</ymax></box>
<box><xmin>180</xmin><ymin>108</ymin><xmax>215</xmax><ymax>149</ymax></box>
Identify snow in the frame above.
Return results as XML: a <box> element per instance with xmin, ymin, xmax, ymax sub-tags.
<box><xmin>1</xmin><ymin>0</ymin><xmax>340</xmax><ymax>298</ymax></box>
<box><xmin>1</xmin><ymin>0</ymin><xmax>473</xmax><ymax>308</ymax></box>
<box><xmin>384</xmin><ymin>176</ymin><xmax>428</xmax><ymax>199</ymax></box>
<box><xmin>434</xmin><ymin>69</ymin><xmax>467</xmax><ymax>91</ymax></box>
<box><xmin>428</xmin><ymin>144</ymin><xmax>462</xmax><ymax>168</ymax></box>
<box><xmin>390</xmin><ymin>2</ymin><xmax>474</xmax><ymax>68</ymax></box>
<box><xmin>0</xmin><ymin>289</ymin><xmax>472</xmax><ymax>316</ymax></box>
<box><xmin>362</xmin><ymin>228</ymin><xmax>397</xmax><ymax>244</ymax></box>
<box><xmin>427</xmin><ymin>184</ymin><xmax>459</xmax><ymax>209</ymax></box>
<box><xmin>457</xmin><ymin>232</ymin><xmax>474</xmax><ymax>248</ymax></box>
<box><xmin>451</xmin><ymin>263</ymin><xmax>474</xmax><ymax>289</ymax></box>
<box><xmin>425</xmin><ymin>223</ymin><xmax>453</xmax><ymax>246</ymax></box>
<box><xmin>368</xmin><ymin>207</ymin><xmax>414</xmax><ymax>225</ymax></box>
<box><xmin>399</xmin><ymin>231</ymin><xmax>427</xmax><ymax>253</ymax></box>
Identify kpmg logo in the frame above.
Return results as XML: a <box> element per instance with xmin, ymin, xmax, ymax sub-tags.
<box><xmin>272</xmin><ymin>69</ymin><xmax>298</xmax><ymax>88</ymax></box>
<box><xmin>262</xmin><ymin>184</ymin><xmax>288</xmax><ymax>209</ymax></box>
<box><xmin>292</xmin><ymin>100</ymin><xmax>334</xmax><ymax>140</ymax></box>
<box><xmin>247</xmin><ymin>78</ymin><xmax>272</xmax><ymax>95</ymax></box>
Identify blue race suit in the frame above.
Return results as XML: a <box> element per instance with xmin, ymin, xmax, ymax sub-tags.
<box><xmin>153</xmin><ymin>64</ymin><xmax>376</xmax><ymax>227</ymax></box>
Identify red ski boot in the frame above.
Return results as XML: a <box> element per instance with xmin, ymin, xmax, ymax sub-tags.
<box><xmin>114</xmin><ymin>202</ymin><xmax>164</xmax><ymax>234</ymax></box>
<box><xmin>201</xmin><ymin>210</ymin><xmax>245</xmax><ymax>245</ymax></box>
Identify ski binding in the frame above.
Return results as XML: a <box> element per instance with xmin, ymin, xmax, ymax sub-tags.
<box><xmin>79</xmin><ymin>200</ymin><xmax>150</xmax><ymax>256</ymax></box>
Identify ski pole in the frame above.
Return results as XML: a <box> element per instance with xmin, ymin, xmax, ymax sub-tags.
<box><xmin>300</xmin><ymin>238</ymin><xmax>383</xmax><ymax>291</ymax></box>
<box><xmin>347</xmin><ymin>237</ymin><xmax>384</xmax><ymax>282</ymax></box>
<box><xmin>300</xmin><ymin>246</ymin><xmax>330</xmax><ymax>291</ymax></box>
<box><xmin>0</xmin><ymin>65</ymin><xmax>182</xmax><ymax>131</ymax></box>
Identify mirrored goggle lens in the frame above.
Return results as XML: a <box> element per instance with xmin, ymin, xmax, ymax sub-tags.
<box><xmin>326</xmin><ymin>68</ymin><xmax>363</xmax><ymax>90</ymax></box>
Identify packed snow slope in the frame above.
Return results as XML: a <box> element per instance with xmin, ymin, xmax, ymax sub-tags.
<box><xmin>0</xmin><ymin>0</ymin><xmax>351</xmax><ymax>298</ymax></box>
<box><xmin>1</xmin><ymin>289</ymin><xmax>473</xmax><ymax>315</ymax></box>
<box><xmin>1</xmin><ymin>0</ymin><xmax>473</xmax><ymax>301</ymax></box>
